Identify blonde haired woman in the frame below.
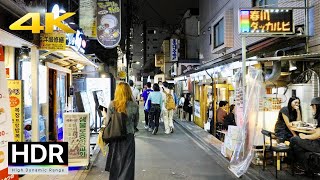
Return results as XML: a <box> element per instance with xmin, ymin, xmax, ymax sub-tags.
<box><xmin>104</xmin><ymin>82</ymin><xmax>139</xmax><ymax>180</ymax></box>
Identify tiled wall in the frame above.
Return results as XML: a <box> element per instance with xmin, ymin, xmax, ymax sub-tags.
<box><xmin>199</xmin><ymin>0</ymin><xmax>314</xmax><ymax>63</ymax></box>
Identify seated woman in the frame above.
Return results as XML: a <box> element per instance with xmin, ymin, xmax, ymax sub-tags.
<box><xmin>290</xmin><ymin>97</ymin><xmax>320</xmax><ymax>172</ymax></box>
<box><xmin>274</xmin><ymin>97</ymin><xmax>302</xmax><ymax>142</ymax></box>
<box><xmin>224</xmin><ymin>104</ymin><xmax>236</xmax><ymax>129</ymax></box>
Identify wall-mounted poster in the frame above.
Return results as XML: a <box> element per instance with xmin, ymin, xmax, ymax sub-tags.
<box><xmin>63</xmin><ymin>113</ymin><xmax>90</xmax><ymax>167</ymax></box>
<box><xmin>178</xmin><ymin>63</ymin><xmax>200</xmax><ymax>75</ymax></box>
<box><xmin>97</xmin><ymin>0</ymin><xmax>121</xmax><ymax>48</ymax></box>
<box><xmin>194</xmin><ymin>101</ymin><xmax>201</xmax><ymax>118</ymax></box>
<box><xmin>0</xmin><ymin>46</ymin><xmax>19</xmax><ymax>180</ymax></box>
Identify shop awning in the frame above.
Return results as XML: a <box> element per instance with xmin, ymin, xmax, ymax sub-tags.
<box><xmin>0</xmin><ymin>28</ymin><xmax>35</xmax><ymax>47</ymax></box>
<box><xmin>41</xmin><ymin>46</ymin><xmax>98</xmax><ymax>69</ymax></box>
<box><xmin>246</xmin><ymin>53</ymin><xmax>320</xmax><ymax>62</ymax></box>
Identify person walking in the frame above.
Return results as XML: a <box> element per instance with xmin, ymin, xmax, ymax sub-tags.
<box><xmin>129</xmin><ymin>80</ymin><xmax>140</xmax><ymax>104</ymax></box>
<box><xmin>162</xmin><ymin>81</ymin><xmax>176</xmax><ymax>134</ymax></box>
<box><xmin>141</xmin><ymin>82</ymin><xmax>153</xmax><ymax>129</ymax></box>
<box><xmin>103</xmin><ymin>82</ymin><xmax>139</xmax><ymax>180</ymax></box>
<box><xmin>145</xmin><ymin>83</ymin><xmax>163</xmax><ymax>135</ymax></box>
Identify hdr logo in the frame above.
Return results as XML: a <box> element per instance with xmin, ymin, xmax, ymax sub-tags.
<box><xmin>8</xmin><ymin>142</ymin><xmax>68</xmax><ymax>175</ymax></box>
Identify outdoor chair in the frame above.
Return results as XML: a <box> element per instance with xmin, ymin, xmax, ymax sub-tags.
<box><xmin>261</xmin><ymin>129</ymin><xmax>290</xmax><ymax>179</ymax></box>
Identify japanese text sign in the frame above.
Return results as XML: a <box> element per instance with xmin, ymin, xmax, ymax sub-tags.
<box><xmin>239</xmin><ymin>9</ymin><xmax>293</xmax><ymax>34</ymax></box>
<box><xmin>7</xmin><ymin>80</ymin><xmax>24</xmax><ymax>142</ymax></box>
<box><xmin>63</xmin><ymin>113</ymin><xmax>90</xmax><ymax>167</ymax></box>
<box><xmin>40</xmin><ymin>32</ymin><xmax>66</xmax><ymax>50</ymax></box>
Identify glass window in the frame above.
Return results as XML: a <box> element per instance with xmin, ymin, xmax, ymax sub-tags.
<box><xmin>214</xmin><ymin>18</ymin><xmax>224</xmax><ymax>48</ymax></box>
<box><xmin>253</xmin><ymin>0</ymin><xmax>278</xmax><ymax>7</ymax></box>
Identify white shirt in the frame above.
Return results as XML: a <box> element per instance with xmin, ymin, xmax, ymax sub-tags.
<box><xmin>130</xmin><ymin>86</ymin><xmax>140</xmax><ymax>100</ymax></box>
<box><xmin>179</xmin><ymin>97</ymin><xmax>185</xmax><ymax>106</ymax></box>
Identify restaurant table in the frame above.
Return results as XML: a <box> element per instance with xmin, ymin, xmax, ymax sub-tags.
<box><xmin>291</xmin><ymin>127</ymin><xmax>316</xmax><ymax>134</ymax></box>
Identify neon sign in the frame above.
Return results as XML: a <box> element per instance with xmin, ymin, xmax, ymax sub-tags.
<box><xmin>240</xmin><ymin>9</ymin><xmax>293</xmax><ymax>34</ymax></box>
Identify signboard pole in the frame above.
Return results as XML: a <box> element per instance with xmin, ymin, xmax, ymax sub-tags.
<box><xmin>241</xmin><ymin>36</ymin><xmax>246</xmax><ymax>108</ymax></box>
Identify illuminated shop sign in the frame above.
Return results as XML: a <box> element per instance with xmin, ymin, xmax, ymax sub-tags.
<box><xmin>239</xmin><ymin>9</ymin><xmax>293</xmax><ymax>34</ymax></box>
<box><xmin>66</xmin><ymin>29</ymin><xmax>87</xmax><ymax>53</ymax></box>
<box><xmin>170</xmin><ymin>39</ymin><xmax>178</xmax><ymax>62</ymax></box>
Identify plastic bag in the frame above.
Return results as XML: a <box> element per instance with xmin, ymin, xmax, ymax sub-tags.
<box><xmin>97</xmin><ymin>130</ymin><xmax>108</xmax><ymax>156</ymax></box>
<box><xmin>204</xmin><ymin>120</ymin><xmax>211</xmax><ymax>132</ymax></box>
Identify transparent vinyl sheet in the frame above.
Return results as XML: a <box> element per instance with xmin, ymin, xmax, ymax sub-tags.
<box><xmin>229</xmin><ymin>67</ymin><xmax>265</xmax><ymax>178</ymax></box>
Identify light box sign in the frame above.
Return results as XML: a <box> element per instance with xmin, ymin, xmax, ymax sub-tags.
<box><xmin>239</xmin><ymin>9</ymin><xmax>294</xmax><ymax>34</ymax></box>
<box><xmin>97</xmin><ymin>0</ymin><xmax>121</xmax><ymax>48</ymax></box>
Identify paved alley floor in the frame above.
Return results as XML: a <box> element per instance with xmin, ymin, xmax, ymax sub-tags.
<box><xmin>85</xmin><ymin>106</ymin><xmax>237</xmax><ymax>180</ymax></box>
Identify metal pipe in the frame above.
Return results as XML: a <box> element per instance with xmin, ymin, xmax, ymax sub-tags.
<box><xmin>305</xmin><ymin>0</ymin><xmax>309</xmax><ymax>54</ymax></box>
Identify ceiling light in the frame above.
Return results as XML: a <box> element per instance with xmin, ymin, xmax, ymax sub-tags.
<box><xmin>69</xmin><ymin>22</ymin><xmax>75</xmax><ymax>25</ymax></box>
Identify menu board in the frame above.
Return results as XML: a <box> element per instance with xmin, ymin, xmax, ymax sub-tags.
<box><xmin>7</xmin><ymin>80</ymin><xmax>24</xmax><ymax>142</ymax></box>
<box><xmin>194</xmin><ymin>101</ymin><xmax>200</xmax><ymax>118</ymax></box>
<box><xmin>63</xmin><ymin>113</ymin><xmax>90</xmax><ymax>167</ymax></box>
<box><xmin>260</xmin><ymin>97</ymin><xmax>282</xmax><ymax>111</ymax></box>
<box><xmin>0</xmin><ymin>46</ymin><xmax>19</xmax><ymax>180</ymax></box>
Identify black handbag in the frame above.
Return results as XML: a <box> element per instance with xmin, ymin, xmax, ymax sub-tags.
<box><xmin>102</xmin><ymin>111</ymin><xmax>127</xmax><ymax>143</ymax></box>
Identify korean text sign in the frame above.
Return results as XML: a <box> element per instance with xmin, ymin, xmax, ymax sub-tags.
<box><xmin>239</xmin><ymin>9</ymin><xmax>293</xmax><ymax>34</ymax></box>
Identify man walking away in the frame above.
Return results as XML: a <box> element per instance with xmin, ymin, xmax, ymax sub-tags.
<box><xmin>162</xmin><ymin>81</ymin><xmax>176</xmax><ymax>134</ymax></box>
<box><xmin>129</xmin><ymin>80</ymin><xmax>140</xmax><ymax>104</ymax></box>
<box><xmin>142</xmin><ymin>82</ymin><xmax>153</xmax><ymax>129</ymax></box>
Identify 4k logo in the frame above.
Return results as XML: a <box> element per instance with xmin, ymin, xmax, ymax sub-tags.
<box><xmin>9</xmin><ymin>13</ymin><xmax>75</xmax><ymax>33</ymax></box>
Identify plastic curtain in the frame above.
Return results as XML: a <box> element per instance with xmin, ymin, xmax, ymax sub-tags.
<box><xmin>229</xmin><ymin>67</ymin><xmax>265</xmax><ymax>178</ymax></box>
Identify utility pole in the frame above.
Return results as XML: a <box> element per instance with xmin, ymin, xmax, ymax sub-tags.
<box><xmin>126</xmin><ymin>0</ymin><xmax>132</xmax><ymax>82</ymax></box>
<box><xmin>143</xmin><ymin>20</ymin><xmax>147</xmax><ymax>70</ymax></box>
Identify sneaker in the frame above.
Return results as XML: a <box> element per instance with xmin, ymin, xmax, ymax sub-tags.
<box><xmin>148</xmin><ymin>128</ymin><xmax>153</xmax><ymax>132</ymax></box>
<box><xmin>152</xmin><ymin>127</ymin><xmax>158</xmax><ymax>135</ymax></box>
<box><xmin>144</xmin><ymin>125</ymin><xmax>149</xmax><ymax>129</ymax></box>
<box><xmin>170</xmin><ymin>127</ymin><xmax>174</xmax><ymax>133</ymax></box>
<box><xmin>165</xmin><ymin>131</ymin><xmax>171</xmax><ymax>134</ymax></box>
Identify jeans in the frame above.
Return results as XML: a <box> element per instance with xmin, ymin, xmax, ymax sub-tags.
<box><xmin>149</xmin><ymin>104</ymin><xmax>161</xmax><ymax>129</ymax></box>
<box><xmin>144</xmin><ymin>110</ymin><xmax>149</xmax><ymax>126</ymax></box>
<box><xmin>290</xmin><ymin>136</ymin><xmax>320</xmax><ymax>170</ymax></box>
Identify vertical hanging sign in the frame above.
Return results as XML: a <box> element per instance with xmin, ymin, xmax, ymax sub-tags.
<box><xmin>0</xmin><ymin>46</ymin><xmax>18</xmax><ymax>180</ymax></box>
<box><xmin>97</xmin><ymin>0</ymin><xmax>121</xmax><ymax>48</ymax></box>
<box><xmin>8</xmin><ymin>80</ymin><xmax>24</xmax><ymax>142</ymax></box>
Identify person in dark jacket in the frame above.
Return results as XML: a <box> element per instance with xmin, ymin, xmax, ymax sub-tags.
<box><xmin>290</xmin><ymin>97</ymin><xmax>320</xmax><ymax>173</ymax></box>
<box><xmin>183</xmin><ymin>93</ymin><xmax>193</xmax><ymax>121</ymax></box>
<box><xmin>224</xmin><ymin>104</ymin><xmax>236</xmax><ymax>129</ymax></box>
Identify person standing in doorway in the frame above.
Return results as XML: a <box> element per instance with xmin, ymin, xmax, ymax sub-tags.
<box><xmin>142</xmin><ymin>82</ymin><xmax>153</xmax><ymax>129</ymax></box>
<box><xmin>162</xmin><ymin>81</ymin><xmax>176</xmax><ymax>134</ymax></box>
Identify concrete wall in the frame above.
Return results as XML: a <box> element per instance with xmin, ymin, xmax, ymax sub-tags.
<box><xmin>185</xmin><ymin>16</ymin><xmax>199</xmax><ymax>59</ymax></box>
<box><xmin>309</xmin><ymin>0</ymin><xmax>320</xmax><ymax>53</ymax></box>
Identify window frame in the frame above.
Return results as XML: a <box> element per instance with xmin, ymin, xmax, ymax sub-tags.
<box><xmin>213</xmin><ymin>18</ymin><xmax>224</xmax><ymax>48</ymax></box>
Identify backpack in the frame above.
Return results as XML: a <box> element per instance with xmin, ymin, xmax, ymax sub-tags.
<box><xmin>164</xmin><ymin>90</ymin><xmax>176</xmax><ymax>110</ymax></box>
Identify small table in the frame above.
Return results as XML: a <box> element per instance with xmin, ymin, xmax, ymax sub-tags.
<box><xmin>291</xmin><ymin>127</ymin><xmax>316</xmax><ymax>134</ymax></box>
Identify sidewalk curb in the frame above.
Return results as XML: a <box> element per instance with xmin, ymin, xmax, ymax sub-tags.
<box><xmin>174</xmin><ymin>119</ymin><xmax>264</xmax><ymax>180</ymax></box>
